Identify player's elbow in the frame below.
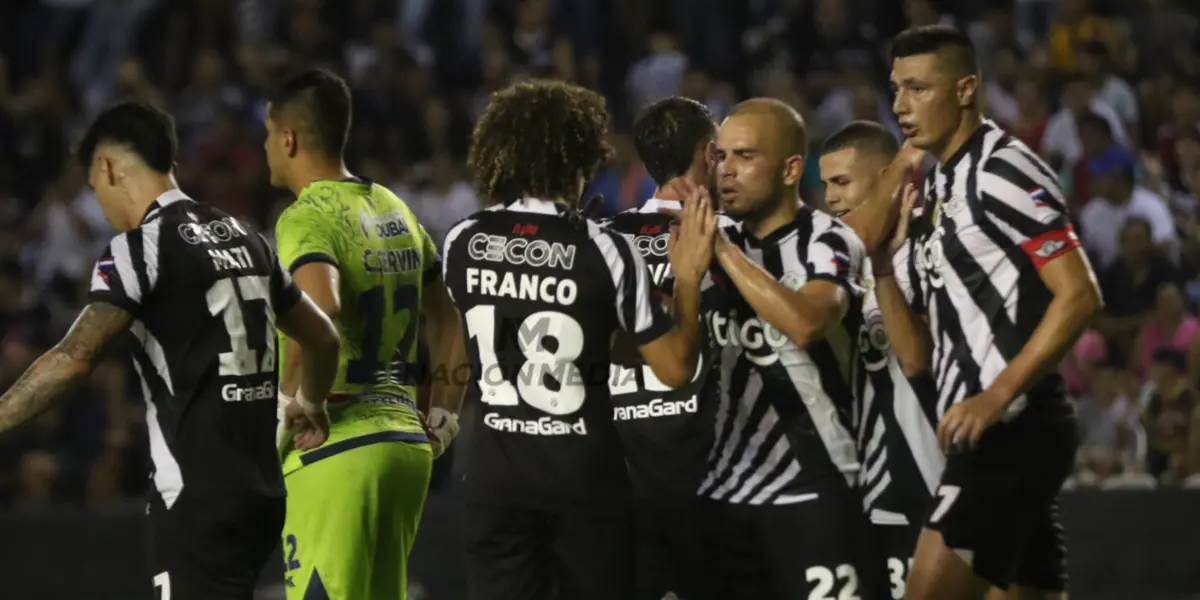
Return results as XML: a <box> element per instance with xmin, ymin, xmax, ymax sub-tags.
<box><xmin>640</xmin><ymin>331</ymin><xmax>698</xmax><ymax>390</ymax></box>
<box><xmin>1063</xmin><ymin>278</ymin><xmax>1103</xmax><ymax>325</ymax></box>
<box><xmin>897</xmin><ymin>352</ymin><xmax>929</xmax><ymax>378</ymax></box>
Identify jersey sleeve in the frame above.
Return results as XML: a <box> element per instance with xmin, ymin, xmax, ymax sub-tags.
<box><xmin>594</xmin><ymin>229</ymin><xmax>674</xmax><ymax>345</ymax></box>
<box><xmin>418</xmin><ymin>223</ymin><xmax>442</xmax><ymax>284</ymax></box>
<box><xmin>89</xmin><ymin>226</ymin><xmax>161</xmax><ymax>315</ymax></box>
<box><xmin>266</xmin><ymin>237</ymin><xmax>302</xmax><ymax>316</ymax></box>
<box><xmin>802</xmin><ymin>227</ymin><xmax>867</xmax><ymax>297</ymax></box>
<box><xmin>979</xmin><ymin>146</ymin><xmax>1081</xmax><ymax>270</ymax></box>
<box><xmin>274</xmin><ymin>198</ymin><xmax>340</xmax><ymax>273</ymax></box>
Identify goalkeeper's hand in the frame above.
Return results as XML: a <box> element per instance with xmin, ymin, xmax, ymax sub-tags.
<box><xmin>424</xmin><ymin>407</ymin><xmax>460</xmax><ymax>458</ymax></box>
<box><xmin>281</xmin><ymin>392</ymin><xmax>331</xmax><ymax>451</ymax></box>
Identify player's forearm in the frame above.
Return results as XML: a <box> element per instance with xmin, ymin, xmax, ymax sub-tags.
<box><xmin>0</xmin><ymin>351</ymin><xmax>90</xmax><ymax>432</ymax></box>
<box><xmin>875</xmin><ymin>274</ymin><xmax>931</xmax><ymax>377</ymax></box>
<box><xmin>281</xmin><ymin>338</ymin><xmax>303</xmax><ymax>397</ymax></box>
<box><xmin>428</xmin><ymin>312</ymin><xmax>467</xmax><ymax>415</ymax></box>
<box><xmin>841</xmin><ymin>159</ymin><xmax>913</xmax><ymax>252</ymax></box>
<box><xmin>299</xmin><ymin>337</ymin><xmax>340</xmax><ymax>406</ymax></box>
<box><xmin>662</xmin><ymin>275</ymin><xmax>703</xmax><ymax>385</ymax></box>
<box><xmin>988</xmin><ymin>286</ymin><xmax>1100</xmax><ymax>403</ymax></box>
<box><xmin>714</xmin><ymin>238</ymin><xmax>827</xmax><ymax>346</ymax></box>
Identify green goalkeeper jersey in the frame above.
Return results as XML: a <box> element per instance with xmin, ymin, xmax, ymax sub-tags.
<box><xmin>275</xmin><ymin>179</ymin><xmax>438</xmax><ymax>474</ymax></box>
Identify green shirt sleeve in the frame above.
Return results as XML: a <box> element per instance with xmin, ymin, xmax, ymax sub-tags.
<box><xmin>419</xmin><ymin>223</ymin><xmax>441</xmax><ymax>284</ymax></box>
<box><xmin>275</xmin><ymin>197</ymin><xmax>340</xmax><ymax>273</ymax></box>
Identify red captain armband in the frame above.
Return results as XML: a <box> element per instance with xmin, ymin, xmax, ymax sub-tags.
<box><xmin>1020</xmin><ymin>224</ymin><xmax>1081</xmax><ymax>270</ymax></box>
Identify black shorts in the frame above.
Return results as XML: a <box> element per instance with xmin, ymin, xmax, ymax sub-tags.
<box><xmin>924</xmin><ymin>412</ymin><xmax>1077</xmax><ymax>591</ymax></box>
<box><xmin>874</xmin><ymin>523</ymin><xmax>920</xmax><ymax>599</ymax></box>
<box><xmin>632</xmin><ymin>495</ymin><xmax>706</xmax><ymax>600</ymax></box>
<box><xmin>148</xmin><ymin>492</ymin><xmax>285</xmax><ymax>600</ymax></box>
<box><xmin>694</xmin><ymin>479</ymin><xmax>889</xmax><ymax>600</ymax></box>
<box><xmin>465</xmin><ymin>504</ymin><xmax>633</xmax><ymax>600</ymax></box>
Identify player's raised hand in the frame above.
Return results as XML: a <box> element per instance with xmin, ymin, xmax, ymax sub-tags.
<box><xmin>656</xmin><ymin>177</ymin><xmax>700</xmax><ymax>221</ymax></box>
<box><xmin>670</xmin><ymin>185</ymin><xmax>716</xmax><ymax>284</ymax></box>
<box><xmin>886</xmin><ymin>183</ymin><xmax>919</xmax><ymax>256</ymax></box>
<box><xmin>284</xmin><ymin>395</ymin><xmax>331</xmax><ymax>451</ymax></box>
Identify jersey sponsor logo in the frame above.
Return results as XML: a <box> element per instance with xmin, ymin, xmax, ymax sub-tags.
<box><xmin>362</xmin><ymin>248</ymin><xmax>421</xmax><ymax>274</ymax></box>
<box><xmin>466</xmin><ymin>267</ymin><xmax>578</xmax><ymax>306</ymax></box>
<box><xmin>221</xmin><ymin>379</ymin><xmax>276</xmax><ymax>402</ymax></box>
<box><xmin>467</xmin><ymin>233</ymin><xmax>577</xmax><ymax>270</ymax></box>
<box><xmin>208</xmin><ymin>246</ymin><xmax>256</xmax><ymax>272</ymax></box>
<box><xmin>707</xmin><ymin>311</ymin><xmax>791</xmax><ymax>367</ymax></box>
<box><xmin>359</xmin><ymin>210</ymin><xmax>411</xmax><ymax>239</ymax></box>
<box><xmin>482</xmin><ymin>412</ymin><xmax>588</xmax><ymax>435</ymax></box>
<box><xmin>178</xmin><ymin>217</ymin><xmax>249</xmax><ymax>245</ymax></box>
<box><xmin>620</xmin><ymin>232</ymin><xmax>670</xmax><ymax>257</ymax></box>
<box><xmin>613</xmin><ymin>397</ymin><xmax>698</xmax><ymax>421</ymax></box>
<box><xmin>511</xmin><ymin>223</ymin><xmax>539</xmax><ymax>236</ymax></box>
<box><xmin>857</xmin><ymin>309</ymin><xmax>890</xmax><ymax>372</ymax></box>
<box><xmin>648</xmin><ymin>262</ymin><xmax>671</xmax><ymax>287</ymax></box>
<box><xmin>914</xmin><ymin>231</ymin><xmax>945</xmax><ymax>289</ymax></box>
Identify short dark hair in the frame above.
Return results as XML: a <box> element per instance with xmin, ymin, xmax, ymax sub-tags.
<box><xmin>268</xmin><ymin>68</ymin><xmax>352</xmax><ymax>158</ymax></box>
<box><xmin>467</xmin><ymin>80</ymin><xmax>612</xmax><ymax>203</ymax></box>
<box><xmin>1076</xmin><ymin>111</ymin><xmax>1112</xmax><ymax>138</ymax></box>
<box><xmin>633</xmin><ymin>97</ymin><xmax>716</xmax><ymax>186</ymax></box>
<box><xmin>76</xmin><ymin>101</ymin><xmax>177</xmax><ymax>173</ymax></box>
<box><xmin>889</xmin><ymin>25</ymin><xmax>978</xmax><ymax>78</ymax></box>
<box><xmin>821</xmin><ymin>121</ymin><xmax>900</xmax><ymax>160</ymax></box>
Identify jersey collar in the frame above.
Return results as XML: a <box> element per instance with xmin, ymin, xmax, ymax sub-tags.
<box><xmin>501</xmin><ymin>197</ymin><xmax>567</xmax><ymax>215</ymax></box>
<box><xmin>141</xmin><ymin>188</ymin><xmax>192</xmax><ymax>224</ymax></box>
<box><xmin>639</xmin><ymin>197</ymin><xmax>680</xmax><ymax>213</ymax></box>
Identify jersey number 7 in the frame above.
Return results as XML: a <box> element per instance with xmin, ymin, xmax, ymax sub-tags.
<box><xmin>465</xmin><ymin>305</ymin><xmax>586</xmax><ymax>415</ymax></box>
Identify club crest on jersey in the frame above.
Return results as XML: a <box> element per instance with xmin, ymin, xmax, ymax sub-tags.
<box><xmin>359</xmin><ymin>210</ymin><xmax>411</xmax><ymax>239</ymax></box>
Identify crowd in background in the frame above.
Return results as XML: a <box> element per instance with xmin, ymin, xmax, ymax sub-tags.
<box><xmin>0</xmin><ymin>0</ymin><xmax>1199</xmax><ymax>508</ymax></box>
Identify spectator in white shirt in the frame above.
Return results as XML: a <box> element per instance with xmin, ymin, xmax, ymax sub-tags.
<box><xmin>1077</xmin><ymin>41</ymin><xmax>1139</xmax><ymax>136</ymax></box>
<box><xmin>1080</xmin><ymin>146</ymin><xmax>1178</xmax><ymax>269</ymax></box>
<box><xmin>1042</xmin><ymin>73</ymin><xmax>1129</xmax><ymax>169</ymax></box>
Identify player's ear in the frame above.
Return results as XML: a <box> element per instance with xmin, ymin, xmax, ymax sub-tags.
<box><xmin>782</xmin><ymin>154</ymin><xmax>805</xmax><ymax>187</ymax></box>
<box><xmin>957</xmin><ymin>73</ymin><xmax>979</xmax><ymax>109</ymax></box>
<box><xmin>284</xmin><ymin>128</ymin><xmax>298</xmax><ymax>158</ymax></box>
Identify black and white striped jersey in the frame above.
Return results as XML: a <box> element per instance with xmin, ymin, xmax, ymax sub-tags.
<box><xmin>442</xmin><ymin>198</ymin><xmax>673</xmax><ymax>509</ymax></box>
<box><xmin>88</xmin><ymin>190</ymin><xmax>301</xmax><ymax>509</ymax></box>
<box><xmin>600</xmin><ymin>198</ymin><xmax>717</xmax><ymax>500</ymax></box>
<box><xmin>854</xmin><ymin>253</ymin><xmax>944</xmax><ymax>526</ymax></box>
<box><xmin>907</xmin><ymin>119</ymin><xmax>1082</xmax><ymax>422</ymax></box>
<box><xmin>699</xmin><ymin>205</ymin><xmax>866</xmax><ymax>505</ymax></box>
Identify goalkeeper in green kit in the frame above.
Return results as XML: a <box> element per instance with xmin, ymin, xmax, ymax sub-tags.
<box><xmin>264</xmin><ymin>69</ymin><xmax>466</xmax><ymax>599</ymax></box>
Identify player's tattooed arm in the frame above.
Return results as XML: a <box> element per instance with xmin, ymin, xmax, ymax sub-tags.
<box><xmin>0</xmin><ymin>302</ymin><xmax>131</xmax><ymax>433</ymax></box>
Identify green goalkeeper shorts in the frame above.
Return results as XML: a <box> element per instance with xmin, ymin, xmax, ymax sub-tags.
<box><xmin>281</xmin><ymin>439</ymin><xmax>433</xmax><ymax>599</ymax></box>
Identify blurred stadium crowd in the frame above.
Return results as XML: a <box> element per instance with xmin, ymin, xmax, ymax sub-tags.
<box><xmin>1</xmin><ymin>0</ymin><xmax>1200</xmax><ymax>508</ymax></box>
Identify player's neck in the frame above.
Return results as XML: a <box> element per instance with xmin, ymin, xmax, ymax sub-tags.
<box><xmin>746</xmin><ymin>195</ymin><xmax>800</xmax><ymax>240</ymax></box>
<box><xmin>932</xmin><ymin>111</ymin><xmax>983</xmax><ymax>165</ymax></box>
<box><xmin>124</xmin><ymin>174</ymin><xmax>178</xmax><ymax>228</ymax></box>
<box><xmin>291</xmin><ymin>157</ymin><xmax>353</xmax><ymax>196</ymax></box>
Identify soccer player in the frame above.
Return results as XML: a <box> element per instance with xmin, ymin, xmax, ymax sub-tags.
<box><xmin>819</xmin><ymin>120</ymin><xmax>945</xmax><ymax>598</ymax></box>
<box><xmin>444</xmin><ymin>80</ymin><xmax>711</xmax><ymax>600</ymax></box>
<box><xmin>859</xmin><ymin>26</ymin><xmax>1101</xmax><ymax>599</ymax></box>
<box><xmin>264</xmin><ymin>69</ymin><xmax>463</xmax><ymax>599</ymax></box>
<box><xmin>685</xmin><ymin>98</ymin><xmax>887</xmax><ymax>599</ymax></box>
<box><xmin>0</xmin><ymin>101</ymin><xmax>341</xmax><ymax>600</ymax></box>
<box><xmin>604</xmin><ymin>96</ymin><xmax>720</xmax><ymax>600</ymax></box>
